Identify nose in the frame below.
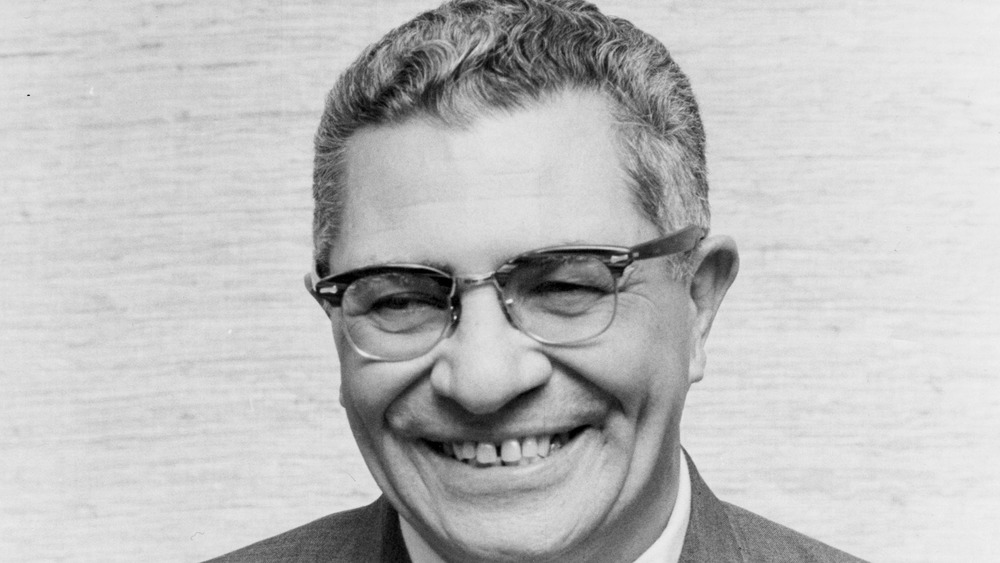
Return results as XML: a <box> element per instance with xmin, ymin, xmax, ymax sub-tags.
<box><xmin>428</xmin><ymin>285</ymin><xmax>553</xmax><ymax>415</ymax></box>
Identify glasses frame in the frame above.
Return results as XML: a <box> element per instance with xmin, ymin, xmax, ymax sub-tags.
<box><xmin>305</xmin><ymin>225</ymin><xmax>706</xmax><ymax>360</ymax></box>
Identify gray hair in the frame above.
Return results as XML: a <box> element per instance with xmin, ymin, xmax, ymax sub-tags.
<box><xmin>313</xmin><ymin>0</ymin><xmax>709</xmax><ymax>277</ymax></box>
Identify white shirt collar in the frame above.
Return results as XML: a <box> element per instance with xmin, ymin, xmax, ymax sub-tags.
<box><xmin>400</xmin><ymin>448</ymin><xmax>691</xmax><ymax>563</ymax></box>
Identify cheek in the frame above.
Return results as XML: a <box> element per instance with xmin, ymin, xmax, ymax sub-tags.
<box><xmin>336</xmin><ymin>355</ymin><xmax>408</xmax><ymax>477</ymax></box>
<box><xmin>333</xmin><ymin>331</ymin><xmax>387</xmax><ymax>432</ymax></box>
<box><xmin>558</xmin><ymin>306</ymin><xmax>691</xmax><ymax>417</ymax></box>
<box><xmin>335</xmin><ymin>330</ymin><xmax>431</xmax><ymax>429</ymax></box>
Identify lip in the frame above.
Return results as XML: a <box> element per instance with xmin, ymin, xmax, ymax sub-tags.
<box><xmin>408</xmin><ymin>425</ymin><xmax>602</xmax><ymax>495</ymax></box>
<box><xmin>394</xmin><ymin>399</ymin><xmax>609</xmax><ymax>445</ymax></box>
<box><xmin>422</xmin><ymin>425</ymin><xmax>587</xmax><ymax>464</ymax></box>
<box><xmin>416</xmin><ymin>423</ymin><xmax>590</xmax><ymax>445</ymax></box>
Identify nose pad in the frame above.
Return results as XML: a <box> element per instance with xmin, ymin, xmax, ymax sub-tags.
<box><xmin>444</xmin><ymin>273</ymin><xmax>519</xmax><ymax>337</ymax></box>
<box><xmin>450</xmin><ymin>287</ymin><xmax>516</xmax><ymax>331</ymax></box>
<box><xmin>429</xmin><ymin>285</ymin><xmax>552</xmax><ymax>415</ymax></box>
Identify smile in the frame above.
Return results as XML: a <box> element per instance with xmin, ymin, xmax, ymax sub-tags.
<box><xmin>424</xmin><ymin>427</ymin><xmax>589</xmax><ymax>467</ymax></box>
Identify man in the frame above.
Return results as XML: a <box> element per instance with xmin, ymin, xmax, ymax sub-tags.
<box><xmin>211</xmin><ymin>1</ymin><xmax>865</xmax><ymax>561</ymax></box>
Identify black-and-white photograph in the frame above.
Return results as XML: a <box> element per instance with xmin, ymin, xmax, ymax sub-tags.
<box><xmin>3</xmin><ymin>1</ymin><xmax>997</xmax><ymax>561</ymax></box>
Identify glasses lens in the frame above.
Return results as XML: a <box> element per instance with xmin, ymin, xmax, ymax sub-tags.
<box><xmin>341</xmin><ymin>271</ymin><xmax>453</xmax><ymax>360</ymax></box>
<box><xmin>503</xmin><ymin>254</ymin><xmax>617</xmax><ymax>344</ymax></box>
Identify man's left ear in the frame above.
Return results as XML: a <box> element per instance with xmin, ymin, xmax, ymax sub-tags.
<box><xmin>687</xmin><ymin>235</ymin><xmax>739</xmax><ymax>384</ymax></box>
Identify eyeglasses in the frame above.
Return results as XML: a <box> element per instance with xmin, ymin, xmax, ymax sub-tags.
<box><xmin>306</xmin><ymin>225</ymin><xmax>705</xmax><ymax>361</ymax></box>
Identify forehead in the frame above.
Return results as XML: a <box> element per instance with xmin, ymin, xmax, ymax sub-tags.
<box><xmin>331</xmin><ymin>91</ymin><xmax>654</xmax><ymax>272</ymax></box>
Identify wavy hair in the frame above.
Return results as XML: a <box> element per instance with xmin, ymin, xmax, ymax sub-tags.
<box><xmin>313</xmin><ymin>0</ymin><xmax>709</xmax><ymax>276</ymax></box>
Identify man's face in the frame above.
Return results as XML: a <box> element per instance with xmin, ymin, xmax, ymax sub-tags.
<box><xmin>328</xmin><ymin>91</ymin><xmax>718</xmax><ymax>561</ymax></box>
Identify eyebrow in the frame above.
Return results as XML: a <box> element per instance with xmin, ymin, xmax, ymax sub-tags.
<box><xmin>358</xmin><ymin>258</ymin><xmax>454</xmax><ymax>273</ymax></box>
<box><xmin>412</xmin><ymin>259</ymin><xmax>453</xmax><ymax>273</ymax></box>
<box><xmin>351</xmin><ymin>241</ymin><xmax>624</xmax><ymax>275</ymax></box>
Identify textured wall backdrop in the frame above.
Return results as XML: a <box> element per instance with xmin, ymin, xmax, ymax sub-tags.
<box><xmin>2</xmin><ymin>1</ymin><xmax>998</xmax><ymax>561</ymax></box>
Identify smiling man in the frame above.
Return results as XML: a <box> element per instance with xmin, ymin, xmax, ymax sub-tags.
<box><xmin>209</xmin><ymin>1</ymin><xmax>865</xmax><ymax>562</ymax></box>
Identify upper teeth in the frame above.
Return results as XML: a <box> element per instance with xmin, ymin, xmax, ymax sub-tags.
<box><xmin>443</xmin><ymin>433</ymin><xmax>569</xmax><ymax>467</ymax></box>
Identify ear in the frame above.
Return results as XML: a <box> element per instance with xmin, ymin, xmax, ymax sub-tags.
<box><xmin>687</xmin><ymin>235</ymin><xmax>739</xmax><ymax>384</ymax></box>
<box><xmin>305</xmin><ymin>274</ymin><xmax>347</xmax><ymax>404</ymax></box>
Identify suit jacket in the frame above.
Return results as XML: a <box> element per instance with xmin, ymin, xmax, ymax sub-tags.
<box><xmin>206</xmin><ymin>456</ymin><xmax>867</xmax><ymax>562</ymax></box>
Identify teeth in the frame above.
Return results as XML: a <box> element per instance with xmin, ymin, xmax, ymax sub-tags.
<box><xmin>537</xmin><ymin>435</ymin><xmax>551</xmax><ymax>457</ymax></box>
<box><xmin>456</xmin><ymin>441</ymin><xmax>476</xmax><ymax>460</ymax></box>
<box><xmin>521</xmin><ymin>436</ymin><xmax>538</xmax><ymax>459</ymax></box>
<box><xmin>500</xmin><ymin>439</ymin><xmax>521</xmax><ymax>464</ymax></box>
<box><xmin>441</xmin><ymin>431</ymin><xmax>578</xmax><ymax>466</ymax></box>
<box><xmin>475</xmin><ymin>442</ymin><xmax>499</xmax><ymax>466</ymax></box>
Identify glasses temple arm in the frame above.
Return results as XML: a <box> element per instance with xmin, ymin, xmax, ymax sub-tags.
<box><xmin>629</xmin><ymin>225</ymin><xmax>707</xmax><ymax>261</ymax></box>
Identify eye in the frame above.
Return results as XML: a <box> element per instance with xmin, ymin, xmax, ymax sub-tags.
<box><xmin>342</xmin><ymin>271</ymin><xmax>451</xmax><ymax>327</ymax></box>
<box><xmin>529</xmin><ymin>280</ymin><xmax>610</xmax><ymax>313</ymax></box>
<box><xmin>505</xmin><ymin>255</ymin><xmax>615</xmax><ymax>316</ymax></box>
<box><xmin>367</xmin><ymin>291</ymin><xmax>448</xmax><ymax>314</ymax></box>
<box><xmin>530</xmin><ymin>279</ymin><xmax>609</xmax><ymax>296</ymax></box>
<box><xmin>533</xmin><ymin>257</ymin><xmax>615</xmax><ymax>293</ymax></box>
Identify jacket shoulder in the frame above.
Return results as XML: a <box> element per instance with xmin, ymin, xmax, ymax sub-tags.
<box><xmin>204</xmin><ymin>498</ymin><xmax>408</xmax><ymax>563</ymax></box>
<box><xmin>721</xmin><ymin>501</ymin><xmax>868</xmax><ymax>563</ymax></box>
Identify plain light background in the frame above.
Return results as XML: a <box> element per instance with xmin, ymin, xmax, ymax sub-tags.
<box><xmin>2</xmin><ymin>0</ymin><xmax>998</xmax><ymax>561</ymax></box>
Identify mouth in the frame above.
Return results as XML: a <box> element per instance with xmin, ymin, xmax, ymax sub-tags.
<box><xmin>422</xmin><ymin>426</ymin><xmax>590</xmax><ymax>467</ymax></box>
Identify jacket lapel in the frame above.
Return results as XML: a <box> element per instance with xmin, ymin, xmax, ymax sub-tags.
<box><xmin>679</xmin><ymin>454</ymin><xmax>745</xmax><ymax>562</ymax></box>
<box><xmin>356</xmin><ymin>496</ymin><xmax>411</xmax><ymax>562</ymax></box>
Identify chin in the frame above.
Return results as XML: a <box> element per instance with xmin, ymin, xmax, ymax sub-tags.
<box><xmin>426</xmin><ymin>517</ymin><xmax>589</xmax><ymax>563</ymax></box>
<box><xmin>384</xmin><ymin>425</ymin><xmax>632</xmax><ymax>563</ymax></box>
